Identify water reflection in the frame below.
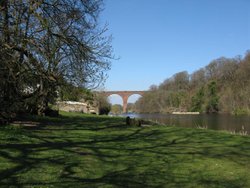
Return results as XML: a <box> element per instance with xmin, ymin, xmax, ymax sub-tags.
<box><xmin>119</xmin><ymin>113</ymin><xmax>250</xmax><ymax>134</ymax></box>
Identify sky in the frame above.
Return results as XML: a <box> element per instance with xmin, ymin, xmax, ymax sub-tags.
<box><xmin>100</xmin><ymin>0</ymin><xmax>250</xmax><ymax>104</ymax></box>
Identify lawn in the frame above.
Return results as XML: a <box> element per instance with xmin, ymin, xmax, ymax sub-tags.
<box><xmin>0</xmin><ymin>112</ymin><xmax>250</xmax><ymax>188</ymax></box>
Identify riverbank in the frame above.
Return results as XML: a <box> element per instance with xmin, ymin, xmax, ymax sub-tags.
<box><xmin>119</xmin><ymin>113</ymin><xmax>250</xmax><ymax>134</ymax></box>
<box><xmin>1</xmin><ymin>112</ymin><xmax>250</xmax><ymax>187</ymax></box>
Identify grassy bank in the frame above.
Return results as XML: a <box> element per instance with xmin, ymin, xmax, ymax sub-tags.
<box><xmin>0</xmin><ymin>112</ymin><xmax>250</xmax><ymax>187</ymax></box>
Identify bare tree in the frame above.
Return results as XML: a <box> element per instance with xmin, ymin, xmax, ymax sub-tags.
<box><xmin>0</xmin><ymin>0</ymin><xmax>113</xmax><ymax>120</ymax></box>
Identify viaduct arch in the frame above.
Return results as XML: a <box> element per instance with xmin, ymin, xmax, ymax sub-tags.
<box><xmin>103</xmin><ymin>91</ymin><xmax>146</xmax><ymax>113</ymax></box>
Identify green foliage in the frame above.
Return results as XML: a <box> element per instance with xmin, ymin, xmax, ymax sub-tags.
<box><xmin>0</xmin><ymin>112</ymin><xmax>250</xmax><ymax>187</ymax></box>
<box><xmin>127</xmin><ymin>103</ymin><xmax>136</xmax><ymax>113</ymax></box>
<box><xmin>232</xmin><ymin>108</ymin><xmax>250</xmax><ymax>116</ymax></box>
<box><xmin>136</xmin><ymin>51</ymin><xmax>250</xmax><ymax>115</ymax></box>
<box><xmin>99</xmin><ymin>106</ymin><xmax>111</xmax><ymax>115</ymax></box>
<box><xmin>111</xmin><ymin>104</ymin><xmax>123</xmax><ymax>114</ymax></box>
<box><xmin>95</xmin><ymin>94</ymin><xmax>111</xmax><ymax>115</ymax></box>
<box><xmin>190</xmin><ymin>87</ymin><xmax>205</xmax><ymax>112</ymax></box>
<box><xmin>59</xmin><ymin>83</ymin><xmax>94</xmax><ymax>103</ymax></box>
<box><xmin>206</xmin><ymin>81</ymin><xmax>219</xmax><ymax>113</ymax></box>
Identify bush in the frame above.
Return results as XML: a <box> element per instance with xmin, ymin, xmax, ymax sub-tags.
<box><xmin>44</xmin><ymin>108</ymin><xmax>59</xmax><ymax>117</ymax></box>
<box><xmin>232</xmin><ymin>108</ymin><xmax>250</xmax><ymax>116</ymax></box>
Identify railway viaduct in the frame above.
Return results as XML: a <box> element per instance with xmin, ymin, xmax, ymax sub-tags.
<box><xmin>102</xmin><ymin>91</ymin><xmax>146</xmax><ymax>113</ymax></box>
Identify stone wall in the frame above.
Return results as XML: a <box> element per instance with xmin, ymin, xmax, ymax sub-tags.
<box><xmin>57</xmin><ymin>101</ymin><xmax>90</xmax><ymax>113</ymax></box>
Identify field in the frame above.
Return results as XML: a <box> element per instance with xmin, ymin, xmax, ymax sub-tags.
<box><xmin>0</xmin><ymin>112</ymin><xmax>250</xmax><ymax>187</ymax></box>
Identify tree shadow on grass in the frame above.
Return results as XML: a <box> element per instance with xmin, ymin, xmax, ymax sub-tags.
<box><xmin>1</xmin><ymin>114</ymin><xmax>250</xmax><ymax>187</ymax></box>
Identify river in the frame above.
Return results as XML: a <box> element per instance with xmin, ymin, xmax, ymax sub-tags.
<box><xmin>118</xmin><ymin>113</ymin><xmax>250</xmax><ymax>134</ymax></box>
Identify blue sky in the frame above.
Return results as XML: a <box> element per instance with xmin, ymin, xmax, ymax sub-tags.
<box><xmin>100</xmin><ymin>0</ymin><xmax>250</xmax><ymax>104</ymax></box>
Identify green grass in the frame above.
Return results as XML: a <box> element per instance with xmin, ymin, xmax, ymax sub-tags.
<box><xmin>0</xmin><ymin>112</ymin><xmax>250</xmax><ymax>187</ymax></box>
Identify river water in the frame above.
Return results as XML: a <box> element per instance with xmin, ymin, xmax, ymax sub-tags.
<box><xmin>119</xmin><ymin>113</ymin><xmax>250</xmax><ymax>134</ymax></box>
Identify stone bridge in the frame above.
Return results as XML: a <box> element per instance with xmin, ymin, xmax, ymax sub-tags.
<box><xmin>102</xmin><ymin>91</ymin><xmax>146</xmax><ymax>113</ymax></box>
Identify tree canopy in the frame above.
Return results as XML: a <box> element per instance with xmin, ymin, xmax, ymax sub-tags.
<box><xmin>0</xmin><ymin>0</ymin><xmax>113</xmax><ymax>122</ymax></box>
<box><xmin>135</xmin><ymin>51</ymin><xmax>250</xmax><ymax>115</ymax></box>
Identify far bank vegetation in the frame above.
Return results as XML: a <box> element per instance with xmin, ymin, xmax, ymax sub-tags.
<box><xmin>135</xmin><ymin>51</ymin><xmax>250</xmax><ymax>115</ymax></box>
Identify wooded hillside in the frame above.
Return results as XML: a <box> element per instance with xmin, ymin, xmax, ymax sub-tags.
<box><xmin>135</xmin><ymin>51</ymin><xmax>250</xmax><ymax>115</ymax></box>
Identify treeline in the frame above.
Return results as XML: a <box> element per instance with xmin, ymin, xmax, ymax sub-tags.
<box><xmin>135</xmin><ymin>51</ymin><xmax>250</xmax><ymax>115</ymax></box>
<box><xmin>110</xmin><ymin>103</ymin><xmax>135</xmax><ymax>114</ymax></box>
